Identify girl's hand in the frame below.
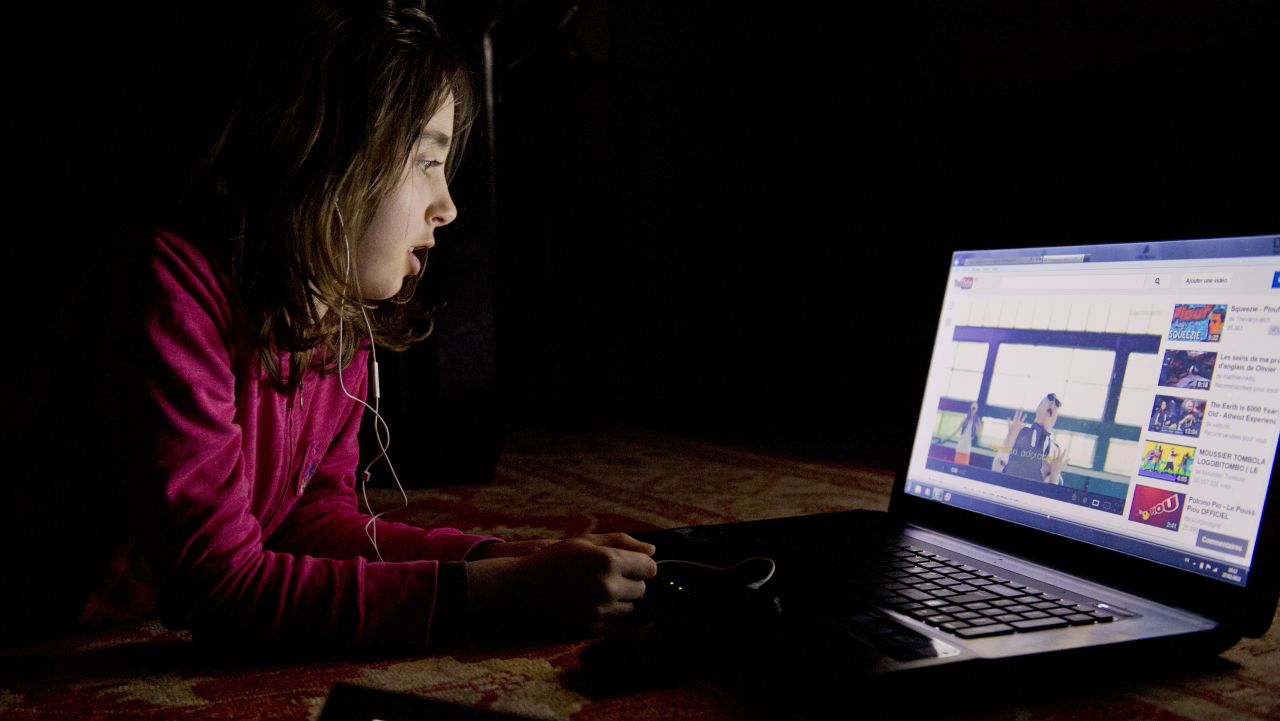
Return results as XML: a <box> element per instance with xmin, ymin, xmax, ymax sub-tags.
<box><xmin>467</xmin><ymin>533</ymin><xmax>658</xmax><ymax>640</ymax></box>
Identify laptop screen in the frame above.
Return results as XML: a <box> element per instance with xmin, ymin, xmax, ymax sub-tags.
<box><xmin>905</xmin><ymin>235</ymin><xmax>1280</xmax><ymax>588</ymax></box>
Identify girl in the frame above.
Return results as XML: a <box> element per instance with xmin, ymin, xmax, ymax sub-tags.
<box><xmin>39</xmin><ymin>0</ymin><xmax>656</xmax><ymax>652</ymax></box>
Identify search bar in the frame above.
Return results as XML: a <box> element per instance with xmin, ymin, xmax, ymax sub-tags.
<box><xmin>998</xmin><ymin>273</ymin><xmax>1148</xmax><ymax>291</ymax></box>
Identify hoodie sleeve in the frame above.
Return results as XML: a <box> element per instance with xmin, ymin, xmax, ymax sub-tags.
<box><xmin>139</xmin><ymin>232</ymin><xmax>469</xmax><ymax>651</ymax></box>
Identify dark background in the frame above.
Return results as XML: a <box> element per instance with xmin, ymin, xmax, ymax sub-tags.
<box><xmin>9</xmin><ymin>1</ymin><xmax>1279</xmax><ymax>481</ymax></box>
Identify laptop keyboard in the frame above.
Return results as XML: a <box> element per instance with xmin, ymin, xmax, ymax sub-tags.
<box><xmin>872</xmin><ymin>543</ymin><xmax>1120</xmax><ymax>638</ymax></box>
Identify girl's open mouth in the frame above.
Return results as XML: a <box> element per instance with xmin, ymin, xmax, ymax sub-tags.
<box><xmin>410</xmin><ymin>245</ymin><xmax>429</xmax><ymax>277</ymax></box>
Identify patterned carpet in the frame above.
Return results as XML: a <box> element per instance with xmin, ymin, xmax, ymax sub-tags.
<box><xmin>1</xmin><ymin>428</ymin><xmax>1275</xmax><ymax>720</ymax></box>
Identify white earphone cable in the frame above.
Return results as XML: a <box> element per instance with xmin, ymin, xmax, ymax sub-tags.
<box><xmin>334</xmin><ymin>202</ymin><xmax>408</xmax><ymax>562</ymax></box>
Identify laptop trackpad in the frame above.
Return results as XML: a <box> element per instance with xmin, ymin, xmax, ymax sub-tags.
<box><xmin>844</xmin><ymin>608</ymin><xmax>961</xmax><ymax>662</ymax></box>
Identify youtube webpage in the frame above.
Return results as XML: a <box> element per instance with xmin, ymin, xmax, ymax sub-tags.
<box><xmin>905</xmin><ymin>240</ymin><xmax>1280</xmax><ymax>587</ymax></box>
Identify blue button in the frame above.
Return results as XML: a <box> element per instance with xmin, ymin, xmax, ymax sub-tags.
<box><xmin>1273</xmin><ymin>271</ymin><xmax>1280</xmax><ymax>288</ymax></box>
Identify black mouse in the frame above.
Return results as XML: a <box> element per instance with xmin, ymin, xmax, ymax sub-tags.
<box><xmin>576</xmin><ymin>557</ymin><xmax>783</xmax><ymax>694</ymax></box>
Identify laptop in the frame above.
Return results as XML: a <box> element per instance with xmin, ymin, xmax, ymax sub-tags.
<box><xmin>633</xmin><ymin>234</ymin><xmax>1280</xmax><ymax>685</ymax></box>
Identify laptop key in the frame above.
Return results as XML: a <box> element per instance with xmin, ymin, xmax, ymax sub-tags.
<box><xmin>995</xmin><ymin>613</ymin><xmax>1023</xmax><ymax>623</ymax></box>
<box><xmin>1064</xmin><ymin>614</ymin><xmax>1096</xmax><ymax>625</ymax></box>
<box><xmin>955</xmin><ymin>623</ymin><xmax>1015</xmax><ymax>638</ymax></box>
<box><xmin>945</xmin><ymin>591</ymin><xmax>998</xmax><ymax>604</ymax></box>
<box><xmin>1021</xmin><ymin>610</ymin><xmax>1050</xmax><ymax>619</ymax></box>
<box><xmin>940</xmin><ymin>621</ymin><xmax>972</xmax><ymax>632</ymax></box>
<box><xmin>987</xmin><ymin>584</ymin><xmax>1023</xmax><ymax>598</ymax></box>
<box><xmin>899</xmin><ymin>589</ymin><xmax>933</xmax><ymax>601</ymax></box>
<box><xmin>1012</xmin><ymin>617</ymin><xmax>1069</xmax><ymax>632</ymax></box>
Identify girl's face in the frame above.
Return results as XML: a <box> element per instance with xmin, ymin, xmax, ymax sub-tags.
<box><xmin>356</xmin><ymin>99</ymin><xmax>458</xmax><ymax>300</ymax></box>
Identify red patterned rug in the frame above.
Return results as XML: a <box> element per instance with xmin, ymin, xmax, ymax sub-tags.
<box><xmin>1</xmin><ymin>429</ymin><xmax>1275</xmax><ymax>720</ymax></box>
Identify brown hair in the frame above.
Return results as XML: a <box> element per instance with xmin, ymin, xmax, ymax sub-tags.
<box><xmin>186</xmin><ymin>0</ymin><xmax>475</xmax><ymax>388</ymax></box>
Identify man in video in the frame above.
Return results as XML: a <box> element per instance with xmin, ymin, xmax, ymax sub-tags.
<box><xmin>1208</xmin><ymin>308</ymin><xmax>1225</xmax><ymax>339</ymax></box>
<box><xmin>993</xmin><ymin>393</ymin><xmax>1067</xmax><ymax>485</ymax></box>
<box><xmin>1175</xmin><ymin>400</ymin><xmax>1203</xmax><ymax>435</ymax></box>
<box><xmin>1152</xmin><ymin>398</ymin><xmax>1175</xmax><ymax>431</ymax></box>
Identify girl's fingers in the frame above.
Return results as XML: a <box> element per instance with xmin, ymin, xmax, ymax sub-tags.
<box><xmin>584</xmin><ymin>532</ymin><xmax>656</xmax><ymax>556</ymax></box>
<box><xmin>609</xmin><ymin>577</ymin><xmax>648</xmax><ymax>603</ymax></box>
<box><xmin>597</xmin><ymin>600</ymin><xmax>636</xmax><ymax>622</ymax></box>
<box><xmin>615</xmin><ymin>550</ymin><xmax>659</xmax><ymax>581</ymax></box>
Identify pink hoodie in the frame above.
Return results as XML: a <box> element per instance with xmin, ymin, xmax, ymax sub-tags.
<box><xmin>77</xmin><ymin>231</ymin><xmax>499</xmax><ymax>650</ymax></box>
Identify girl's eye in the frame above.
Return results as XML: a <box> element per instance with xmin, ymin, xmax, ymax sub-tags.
<box><xmin>416</xmin><ymin>159</ymin><xmax>443</xmax><ymax>173</ymax></box>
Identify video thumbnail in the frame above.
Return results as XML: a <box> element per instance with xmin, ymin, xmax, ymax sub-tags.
<box><xmin>1147</xmin><ymin>395</ymin><xmax>1205</xmax><ymax>438</ymax></box>
<box><xmin>1138</xmin><ymin>440</ymin><xmax>1195</xmax><ymax>484</ymax></box>
<box><xmin>1128</xmin><ymin>484</ymin><xmax>1187</xmax><ymax>532</ymax></box>
<box><xmin>1158</xmin><ymin>350</ymin><xmax>1217</xmax><ymax>391</ymax></box>
<box><xmin>1168</xmin><ymin>304</ymin><xmax>1227</xmax><ymax>343</ymax></box>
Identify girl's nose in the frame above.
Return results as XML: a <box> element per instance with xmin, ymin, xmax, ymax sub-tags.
<box><xmin>430</xmin><ymin>186</ymin><xmax>458</xmax><ymax>227</ymax></box>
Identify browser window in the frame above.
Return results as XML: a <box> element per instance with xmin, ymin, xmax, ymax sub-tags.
<box><xmin>905</xmin><ymin>236</ymin><xmax>1280</xmax><ymax>587</ymax></box>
